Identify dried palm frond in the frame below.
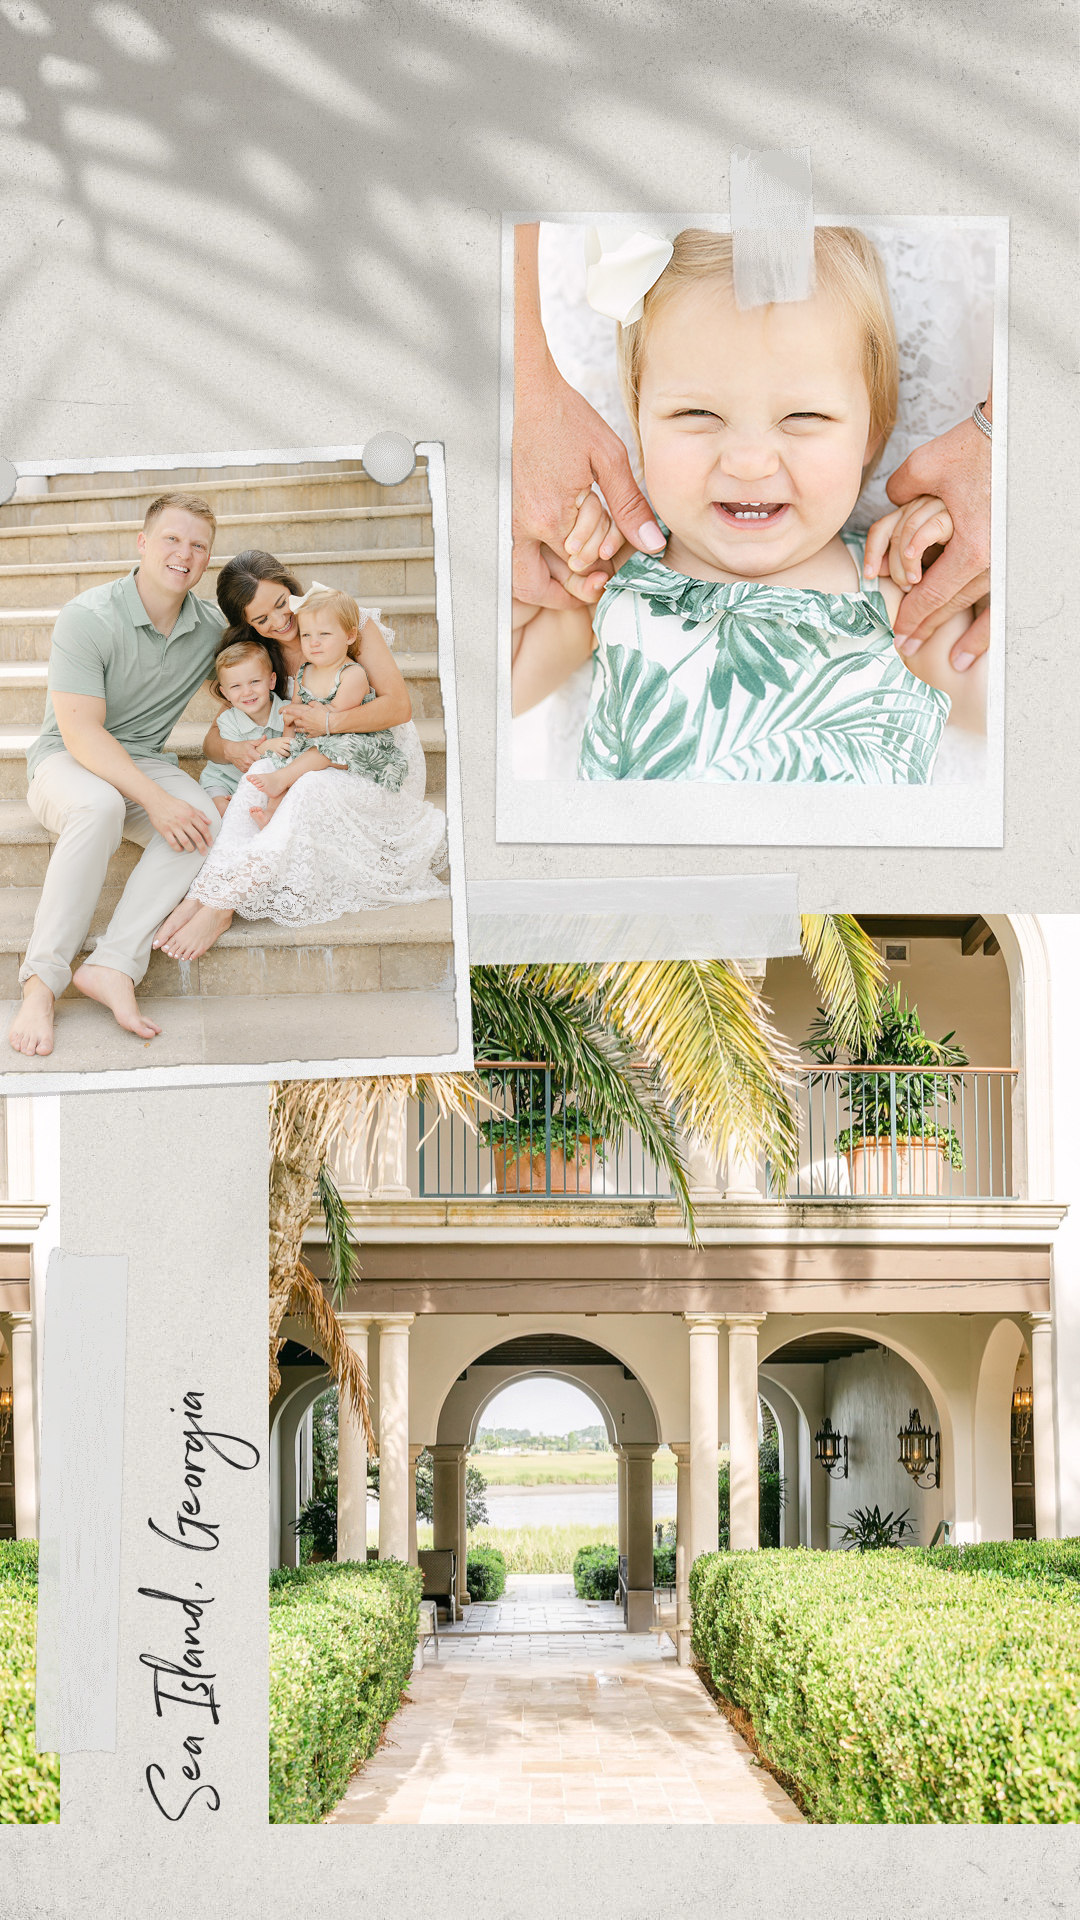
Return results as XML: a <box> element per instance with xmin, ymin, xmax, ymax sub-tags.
<box><xmin>799</xmin><ymin>915</ymin><xmax>885</xmax><ymax>1056</ymax></box>
<box><xmin>268</xmin><ymin>1073</ymin><xmax>481</xmax><ymax>1408</ymax></box>
<box><xmin>289</xmin><ymin>1263</ymin><xmax>376</xmax><ymax>1453</ymax></box>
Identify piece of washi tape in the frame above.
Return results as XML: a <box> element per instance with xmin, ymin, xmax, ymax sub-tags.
<box><xmin>36</xmin><ymin>1251</ymin><xmax>128</xmax><ymax>1754</ymax></box>
<box><xmin>468</xmin><ymin>874</ymin><xmax>800</xmax><ymax>963</ymax></box>
<box><xmin>729</xmin><ymin>147</ymin><xmax>815</xmax><ymax>308</ymax></box>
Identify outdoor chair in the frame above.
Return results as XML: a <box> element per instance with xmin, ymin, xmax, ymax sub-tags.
<box><xmin>418</xmin><ymin>1548</ymin><xmax>457</xmax><ymax>1623</ymax></box>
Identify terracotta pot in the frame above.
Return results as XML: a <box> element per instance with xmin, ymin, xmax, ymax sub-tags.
<box><xmin>845</xmin><ymin>1138</ymin><xmax>951</xmax><ymax>1196</ymax></box>
<box><xmin>492</xmin><ymin>1144</ymin><xmax>596</xmax><ymax>1194</ymax></box>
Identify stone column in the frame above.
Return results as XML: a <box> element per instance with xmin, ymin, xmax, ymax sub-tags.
<box><xmin>376</xmin><ymin>1315</ymin><xmax>413</xmax><ymax>1562</ymax></box>
<box><xmin>336</xmin><ymin>1316</ymin><xmax>370</xmax><ymax>1563</ymax></box>
<box><xmin>623</xmin><ymin>1443</ymin><xmax>656</xmax><ymax>1633</ymax></box>
<box><xmin>728</xmin><ymin>1315</ymin><xmax>765</xmax><ymax>1550</ymax></box>
<box><xmin>7</xmin><ymin>1314</ymin><xmax>36</xmax><ymax>1539</ymax></box>
<box><xmin>686</xmin><ymin>1316</ymin><xmax>722</xmax><ymax>1567</ymax></box>
<box><xmin>723</xmin><ymin>1138</ymin><xmax>762</xmax><ymax>1199</ymax></box>
<box><xmin>456</xmin><ymin>1448</ymin><xmax>469</xmax><ymax>1609</ymax></box>
<box><xmin>669</xmin><ymin>1441</ymin><xmax>692</xmax><ymax>1664</ymax></box>
<box><xmin>1030</xmin><ymin>1313</ymin><xmax>1059</xmax><ymax>1540</ymax></box>
<box><xmin>684</xmin><ymin>1141</ymin><xmax>720</xmax><ymax>1200</ymax></box>
<box><xmin>407</xmin><ymin>1442</ymin><xmax>425</xmax><ymax>1565</ymax></box>
<box><xmin>431</xmin><ymin>1443</ymin><xmax>465</xmax><ymax>1618</ymax></box>
<box><xmin>616</xmin><ymin>1447</ymin><xmax>628</xmax><ymax>1557</ymax></box>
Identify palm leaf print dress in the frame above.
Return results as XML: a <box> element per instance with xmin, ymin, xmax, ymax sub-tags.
<box><xmin>577</xmin><ymin>533</ymin><xmax>949</xmax><ymax>784</ymax></box>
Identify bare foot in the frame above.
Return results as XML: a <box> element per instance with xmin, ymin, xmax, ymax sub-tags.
<box><xmin>152</xmin><ymin>896</ymin><xmax>201</xmax><ymax>950</ymax></box>
<box><xmin>71</xmin><ymin>964</ymin><xmax>162</xmax><ymax>1040</ymax></box>
<box><xmin>249</xmin><ymin>791</ymin><xmax>284</xmax><ymax>829</ymax></box>
<box><xmin>159</xmin><ymin>905</ymin><xmax>233</xmax><ymax>961</ymax></box>
<box><xmin>8</xmin><ymin>975</ymin><xmax>56</xmax><ymax>1056</ymax></box>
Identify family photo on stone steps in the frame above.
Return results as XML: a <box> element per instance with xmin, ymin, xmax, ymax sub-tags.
<box><xmin>0</xmin><ymin>461</ymin><xmax>456</xmax><ymax>1071</ymax></box>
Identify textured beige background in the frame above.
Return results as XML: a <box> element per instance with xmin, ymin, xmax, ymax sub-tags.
<box><xmin>0</xmin><ymin>1</ymin><xmax>1077</xmax><ymax>1913</ymax></box>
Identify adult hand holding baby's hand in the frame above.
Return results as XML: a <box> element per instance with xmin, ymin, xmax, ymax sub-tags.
<box><xmin>223</xmin><ymin>735</ymin><xmax>265</xmax><ymax>773</ymax></box>
<box><xmin>281</xmin><ymin>699</ymin><xmax>321</xmax><ymax>737</ymax></box>
<box><xmin>513</xmin><ymin>222</ymin><xmax>664</xmax><ymax>612</ymax></box>
<box><xmin>885</xmin><ymin>410</ymin><xmax>991</xmax><ymax>673</ymax></box>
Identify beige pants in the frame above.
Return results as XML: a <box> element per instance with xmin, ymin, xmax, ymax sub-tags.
<box><xmin>20</xmin><ymin>752</ymin><xmax>222</xmax><ymax>997</ymax></box>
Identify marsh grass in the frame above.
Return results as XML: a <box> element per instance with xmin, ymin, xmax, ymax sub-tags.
<box><xmin>467</xmin><ymin>1450</ymin><xmax>677</xmax><ymax>1487</ymax></box>
<box><xmin>406</xmin><ymin>1522</ymin><xmax>620</xmax><ymax>1573</ymax></box>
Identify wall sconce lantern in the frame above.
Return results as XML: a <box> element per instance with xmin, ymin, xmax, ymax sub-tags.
<box><xmin>0</xmin><ymin>1385</ymin><xmax>12</xmax><ymax>1455</ymax></box>
<box><xmin>1012</xmin><ymin>1385</ymin><xmax>1033</xmax><ymax>1451</ymax></box>
<box><xmin>814</xmin><ymin>1415</ymin><xmax>849</xmax><ymax>1478</ymax></box>
<box><xmin>898</xmin><ymin>1408</ymin><xmax>940</xmax><ymax>1488</ymax></box>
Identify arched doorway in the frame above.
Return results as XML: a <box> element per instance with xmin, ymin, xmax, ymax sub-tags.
<box><xmin>431</xmin><ymin>1332</ymin><xmax>661</xmax><ymax>1629</ymax></box>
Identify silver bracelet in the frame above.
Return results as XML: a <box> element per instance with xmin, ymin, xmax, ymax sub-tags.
<box><xmin>325</xmin><ymin>709</ymin><xmax>330</xmax><ymax>736</ymax></box>
<box><xmin>972</xmin><ymin>400</ymin><xmax>992</xmax><ymax>440</ymax></box>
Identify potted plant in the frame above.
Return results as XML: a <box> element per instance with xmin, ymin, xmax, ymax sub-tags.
<box><xmin>804</xmin><ymin>986</ymin><xmax>968</xmax><ymax>1196</ymax></box>
<box><xmin>478</xmin><ymin>1067</ymin><xmax>606</xmax><ymax>1194</ymax></box>
<box><xmin>832</xmin><ymin>1504</ymin><xmax>916</xmax><ymax>1550</ymax></box>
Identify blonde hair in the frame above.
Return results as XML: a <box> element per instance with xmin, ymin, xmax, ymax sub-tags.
<box><xmin>210</xmin><ymin>639</ymin><xmax>275</xmax><ymax>702</ymax></box>
<box><xmin>617</xmin><ymin>226</ymin><xmax>898</xmax><ymax>477</ymax></box>
<box><xmin>297</xmin><ymin>588</ymin><xmax>364</xmax><ymax>661</ymax></box>
<box><xmin>143</xmin><ymin>490</ymin><xmax>217</xmax><ymax>540</ymax></box>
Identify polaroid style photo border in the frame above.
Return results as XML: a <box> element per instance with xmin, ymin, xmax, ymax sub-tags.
<box><xmin>496</xmin><ymin>212</ymin><xmax>1008</xmax><ymax>848</ymax></box>
<box><xmin>0</xmin><ymin>441</ymin><xmax>473</xmax><ymax>1093</ymax></box>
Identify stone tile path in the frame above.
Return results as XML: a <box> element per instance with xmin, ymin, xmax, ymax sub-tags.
<box><xmin>328</xmin><ymin>1576</ymin><xmax>802</xmax><ymax>1825</ymax></box>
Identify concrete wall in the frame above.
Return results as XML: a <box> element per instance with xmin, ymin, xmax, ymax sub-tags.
<box><xmin>824</xmin><ymin>1346</ymin><xmax>944</xmax><ymax>1547</ymax></box>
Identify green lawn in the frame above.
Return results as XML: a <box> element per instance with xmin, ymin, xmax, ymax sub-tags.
<box><xmin>468</xmin><ymin>1449</ymin><xmax>677</xmax><ymax>1486</ymax></box>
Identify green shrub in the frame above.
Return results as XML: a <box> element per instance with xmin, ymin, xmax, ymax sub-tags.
<box><xmin>573</xmin><ymin>1544</ymin><xmax>620</xmax><ymax>1600</ymax></box>
<box><xmin>691</xmin><ymin>1548</ymin><xmax>1080</xmax><ymax>1823</ymax></box>
<box><xmin>914</xmin><ymin>1538</ymin><xmax>1080</xmax><ymax>1594</ymax></box>
<box><xmin>0</xmin><ymin>1541</ymin><xmax>60</xmax><ymax>1824</ymax></box>
<box><xmin>653</xmin><ymin>1544</ymin><xmax>676</xmax><ymax>1586</ymax></box>
<box><xmin>465</xmin><ymin>1545</ymin><xmax>506</xmax><ymax>1603</ymax></box>
<box><xmin>268</xmin><ymin>1558</ymin><xmax>420</xmax><ymax>1824</ymax></box>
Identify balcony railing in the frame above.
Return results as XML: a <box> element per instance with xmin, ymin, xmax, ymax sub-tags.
<box><xmin>417</xmin><ymin>1065</ymin><xmax>672</xmax><ymax>1199</ymax></box>
<box><xmin>415</xmin><ymin>1065</ymin><xmax>1018</xmax><ymax>1202</ymax></box>
<box><xmin>776</xmin><ymin>1067</ymin><xmax>1018</xmax><ymax>1200</ymax></box>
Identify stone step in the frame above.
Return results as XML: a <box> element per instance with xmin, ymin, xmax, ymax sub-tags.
<box><xmin>0</xmin><ymin>548</ymin><xmax>438</xmax><ymax>609</ymax></box>
<box><xmin>0</xmin><ymin>504</ymin><xmax>434</xmax><ymax>563</ymax></box>
<box><xmin>8</xmin><ymin>457</ymin><xmax>426</xmax><ymax>503</ymax></box>
<box><xmin>0</xmin><ymin>716</ymin><xmax>446</xmax><ymax>802</ymax></box>
<box><xmin>0</xmin><ymin>651</ymin><xmax>444</xmax><ymax>726</ymax></box>
<box><xmin>0</xmin><ymin>779</ymin><xmax>448</xmax><ymax>889</ymax></box>
<box><xmin>0</xmin><ymin>982</ymin><xmax>458</xmax><ymax>1075</ymax></box>
<box><xmin>0</xmin><ymin>597</ymin><xmax>438</xmax><ymax>660</ymax></box>
<box><xmin>0</xmin><ymin>888</ymin><xmax>453</xmax><ymax>1001</ymax></box>
<box><xmin>4</xmin><ymin>466</ymin><xmax>429</xmax><ymax>525</ymax></box>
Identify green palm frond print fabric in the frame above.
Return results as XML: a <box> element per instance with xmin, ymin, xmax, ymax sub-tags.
<box><xmin>577</xmin><ymin>535</ymin><xmax>950</xmax><ymax>784</ymax></box>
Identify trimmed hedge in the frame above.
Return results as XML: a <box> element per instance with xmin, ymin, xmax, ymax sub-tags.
<box><xmin>465</xmin><ymin>1545</ymin><xmax>506</xmax><ymax>1603</ymax></box>
<box><xmin>574</xmin><ymin>1544</ymin><xmax>619</xmax><ymax>1600</ymax></box>
<box><xmin>0</xmin><ymin>1541</ymin><xmax>60</xmax><ymax>1825</ymax></box>
<box><xmin>914</xmin><ymin>1538</ymin><xmax>1080</xmax><ymax>1595</ymax></box>
<box><xmin>269</xmin><ymin>1558</ymin><xmax>420</xmax><ymax>1824</ymax></box>
<box><xmin>691</xmin><ymin>1547</ymin><xmax>1080</xmax><ymax>1823</ymax></box>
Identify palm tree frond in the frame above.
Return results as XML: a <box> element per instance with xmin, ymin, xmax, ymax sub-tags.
<box><xmin>317</xmin><ymin>1162</ymin><xmax>359</xmax><ymax>1308</ymax></box>
<box><xmin>289</xmin><ymin>1263</ymin><xmax>377</xmax><ymax>1454</ymax></box>
<box><xmin>799</xmin><ymin>915</ymin><xmax>885</xmax><ymax>1056</ymax></box>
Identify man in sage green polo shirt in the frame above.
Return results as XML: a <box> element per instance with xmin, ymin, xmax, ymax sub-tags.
<box><xmin>9</xmin><ymin>493</ymin><xmax>227</xmax><ymax>1057</ymax></box>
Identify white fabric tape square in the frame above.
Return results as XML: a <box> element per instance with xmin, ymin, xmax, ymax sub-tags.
<box><xmin>730</xmin><ymin>146</ymin><xmax>815</xmax><ymax>307</ymax></box>
<box><xmin>468</xmin><ymin>874</ymin><xmax>800</xmax><ymax>962</ymax></box>
<box><xmin>36</xmin><ymin>1251</ymin><xmax>128</xmax><ymax>1754</ymax></box>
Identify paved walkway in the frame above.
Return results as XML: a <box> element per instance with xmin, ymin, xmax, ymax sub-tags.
<box><xmin>328</xmin><ymin>1576</ymin><xmax>802</xmax><ymax>1825</ymax></box>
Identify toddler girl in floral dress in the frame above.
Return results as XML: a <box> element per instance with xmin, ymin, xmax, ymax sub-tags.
<box><xmin>512</xmin><ymin>227</ymin><xmax>985</xmax><ymax>783</ymax></box>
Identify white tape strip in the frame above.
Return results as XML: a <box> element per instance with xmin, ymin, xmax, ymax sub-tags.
<box><xmin>36</xmin><ymin>1251</ymin><xmax>128</xmax><ymax>1754</ymax></box>
<box><xmin>468</xmin><ymin>875</ymin><xmax>800</xmax><ymax>963</ymax></box>
<box><xmin>729</xmin><ymin>147</ymin><xmax>815</xmax><ymax>308</ymax></box>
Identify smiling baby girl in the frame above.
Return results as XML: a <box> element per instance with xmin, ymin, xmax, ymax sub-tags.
<box><xmin>512</xmin><ymin>227</ymin><xmax>986</xmax><ymax>783</ymax></box>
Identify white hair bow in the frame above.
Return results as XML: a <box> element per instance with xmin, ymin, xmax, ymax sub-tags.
<box><xmin>583</xmin><ymin>226</ymin><xmax>673</xmax><ymax>326</ymax></box>
<box><xmin>288</xmin><ymin>579</ymin><xmax>333</xmax><ymax>612</ymax></box>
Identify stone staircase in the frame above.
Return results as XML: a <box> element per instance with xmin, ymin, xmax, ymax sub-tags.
<box><xmin>0</xmin><ymin>458</ymin><xmax>457</xmax><ymax>1071</ymax></box>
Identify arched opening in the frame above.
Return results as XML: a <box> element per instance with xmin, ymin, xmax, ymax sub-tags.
<box><xmin>761</xmin><ymin>1326</ymin><xmax>948</xmax><ymax>1548</ymax></box>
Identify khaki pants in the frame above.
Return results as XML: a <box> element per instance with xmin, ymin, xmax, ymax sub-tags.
<box><xmin>20</xmin><ymin>752</ymin><xmax>222</xmax><ymax>997</ymax></box>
